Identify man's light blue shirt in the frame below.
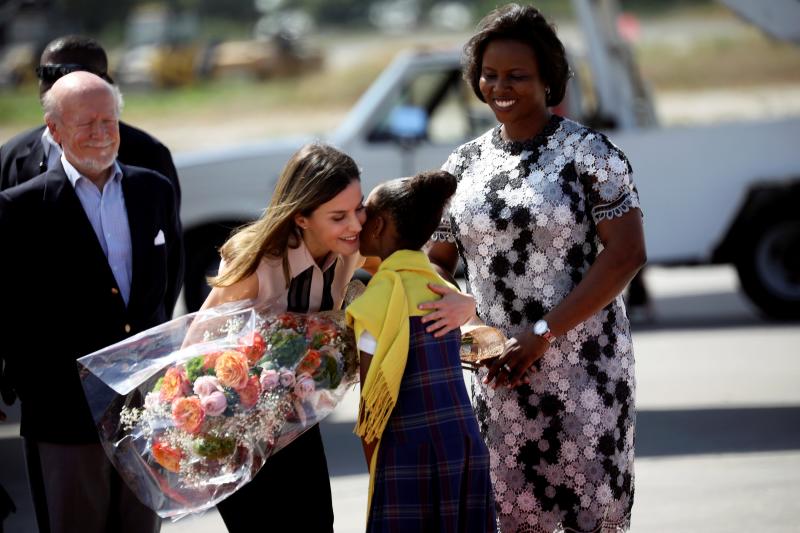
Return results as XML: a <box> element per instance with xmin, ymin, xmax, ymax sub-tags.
<box><xmin>61</xmin><ymin>154</ymin><xmax>132</xmax><ymax>306</ymax></box>
<box><xmin>41</xmin><ymin>128</ymin><xmax>63</xmax><ymax>170</ymax></box>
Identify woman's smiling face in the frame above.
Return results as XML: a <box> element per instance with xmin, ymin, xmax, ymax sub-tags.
<box><xmin>295</xmin><ymin>179</ymin><xmax>366</xmax><ymax>261</ymax></box>
<box><xmin>479</xmin><ymin>38</ymin><xmax>549</xmax><ymax>138</ymax></box>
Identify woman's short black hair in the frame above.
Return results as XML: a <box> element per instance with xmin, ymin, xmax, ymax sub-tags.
<box><xmin>372</xmin><ymin>170</ymin><xmax>457</xmax><ymax>250</ymax></box>
<box><xmin>462</xmin><ymin>3</ymin><xmax>569</xmax><ymax>107</ymax></box>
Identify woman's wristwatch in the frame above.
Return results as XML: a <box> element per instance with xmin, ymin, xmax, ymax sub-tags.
<box><xmin>533</xmin><ymin>319</ymin><xmax>556</xmax><ymax>344</ymax></box>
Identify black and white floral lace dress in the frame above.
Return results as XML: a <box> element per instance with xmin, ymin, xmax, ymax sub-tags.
<box><xmin>434</xmin><ymin>115</ymin><xmax>638</xmax><ymax>533</ymax></box>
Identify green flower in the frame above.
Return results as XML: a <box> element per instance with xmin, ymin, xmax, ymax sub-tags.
<box><xmin>185</xmin><ymin>356</ymin><xmax>207</xmax><ymax>383</ymax></box>
<box><xmin>270</xmin><ymin>331</ymin><xmax>308</xmax><ymax>368</ymax></box>
<box><xmin>193</xmin><ymin>434</ymin><xmax>236</xmax><ymax>460</ymax></box>
<box><xmin>313</xmin><ymin>353</ymin><xmax>343</xmax><ymax>388</ymax></box>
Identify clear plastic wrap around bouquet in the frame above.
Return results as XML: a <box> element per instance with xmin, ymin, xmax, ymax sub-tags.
<box><xmin>77</xmin><ymin>299</ymin><xmax>359</xmax><ymax>519</ymax></box>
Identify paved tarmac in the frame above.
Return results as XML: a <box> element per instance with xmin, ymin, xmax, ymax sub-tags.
<box><xmin>1</xmin><ymin>266</ymin><xmax>798</xmax><ymax>532</ymax></box>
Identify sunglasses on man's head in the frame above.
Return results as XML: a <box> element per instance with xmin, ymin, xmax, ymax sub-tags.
<box><xmin>35</xmin><ymin>63</ymin><xmax>111</xmax><ymax>83</ymax></box>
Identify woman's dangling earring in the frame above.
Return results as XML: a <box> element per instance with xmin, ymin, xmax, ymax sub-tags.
<box><xmin>545</xmin><ymin>86</ymin><xmax>551</xmax><ymax>98</ymax></box>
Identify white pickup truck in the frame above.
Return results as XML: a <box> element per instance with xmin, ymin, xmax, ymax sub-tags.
<box><xmin>175</xmin><ymin>0</ymin><xmax>800</xmax><ymax>319</ymax></box>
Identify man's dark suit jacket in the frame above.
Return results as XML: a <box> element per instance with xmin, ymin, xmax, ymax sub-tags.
<box><xmin>0</xmin><ymin>162</ymin><xmax>183</xmax><ymax>443</ymax></box>
<box><xmin>0</xmin><ymin>122</ymin><xmax>181</xmax><ymax>208</ymax></box>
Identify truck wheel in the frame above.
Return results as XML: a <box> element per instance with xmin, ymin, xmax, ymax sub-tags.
<box><xmin>735</xmin><ymin>211</ymin><xmax>800</xmax><ymax>320</ymax></box>
<box><xmin>184</xmin><ymin>225</ymin><xmax>236</xmax><ymax>312</ymax></box>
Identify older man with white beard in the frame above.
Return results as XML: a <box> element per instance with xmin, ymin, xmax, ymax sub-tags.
<box><xmin>0</xmin><ymin>71</ymin><xmax>182</xmax><ymax>533</ymax></box>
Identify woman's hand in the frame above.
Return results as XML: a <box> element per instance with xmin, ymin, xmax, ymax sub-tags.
<box><xmin>484</xmin><ymin>332</ymin><xmax>549</xmax><ymax>388</ymax></box>
<box><xmin>418</xmin><ymin>284</ymin><xmax>476</xmax><ymax>337</ymax></box>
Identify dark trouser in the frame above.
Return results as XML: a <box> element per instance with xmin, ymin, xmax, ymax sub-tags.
<box><xmin>217</xmin><ymin>424</ymin><xmax>334</xmax><ymax>533</ymax></box>
<box><xmin>23</xmin><ymin>439</ymin><xmax>50</xmax><ymax>533</ymax></box>
<box><xmin>23</xmin><ymin>439</ymin><xmax>160</xmax><ymax>533</ymax></box>
<box><xmin>0</xmin><ymin>482</ymin><xmax>16</xmax><ymax>533</ymax></box>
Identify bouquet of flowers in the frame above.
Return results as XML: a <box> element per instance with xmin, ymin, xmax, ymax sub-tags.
<box><xmin>78</xmin><ymin>297</ymin><xmax>359</xmax><ymax>519</ymax></box>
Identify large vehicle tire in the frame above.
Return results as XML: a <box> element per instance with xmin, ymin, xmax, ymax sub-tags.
<box><xmin>183</xmin><ymin>224</ymin><xmax>238</xmax><ymax>312</ymax></box>
<box><xmin>735</xmin><ymin>209</ymin><xmax>800</xmax><ymax>320</ymax></box>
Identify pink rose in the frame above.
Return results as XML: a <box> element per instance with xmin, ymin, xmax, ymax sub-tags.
<box><xmin>200</xmin><ymin>391</ymin><xmax>227</xmax><ymax>417</ymax></box>
<box><xmin>279</xmin><ymin>370</ymin><xmax>295</xmax><ymax>388</ymax></box>
<box><xmin>193</xmin><ymin>376</ymin><xmax>222</xmax><ymax>398</ymax></box>
<box><xmin>294</xmin><ymin>373</ymin><xmax>315</xmax><ymax>401</ymax></box>
<box><xmin>260</xmin><ymin>368</ymin><xmax>280</xmax><ymax>391</ymax></box>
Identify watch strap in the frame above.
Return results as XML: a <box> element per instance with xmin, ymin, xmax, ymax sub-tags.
<box><xmin>540</xmin><ymin>329</ymin><xmax>556</xmax><ymax>344</ymax></box>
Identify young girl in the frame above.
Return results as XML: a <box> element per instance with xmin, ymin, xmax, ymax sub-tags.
<box><xmin>200</xmin><ymin>143</ymin><xmax>368</xmax><ymax>532</ymax></box>
<box><xmin>347</xmin><ymin>170</ymin><xmax>497</xmax><ymax>532</ymax></box>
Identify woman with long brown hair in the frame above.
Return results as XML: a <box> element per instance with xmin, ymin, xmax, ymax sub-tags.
<box><xmin>202</xmin><ymin>143</ymin><xmax>368</xmax><ymax>532</ymax></box>
<box><xmin>203</xmin><ymin>142</ymin><xmax>478</xmax><ymax>531</ymax></box>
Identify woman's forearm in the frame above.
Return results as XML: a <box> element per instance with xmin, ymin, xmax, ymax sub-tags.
<box><xmin>544</xmin><ymin>243</ymin><xmax>646</xmax><ymax>339</ymax></box>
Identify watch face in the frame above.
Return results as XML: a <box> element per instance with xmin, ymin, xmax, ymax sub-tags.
<box><xmin>534</xmin><ymin>320</ymin><xmax>548</xmax><ymax>335</ymax></box>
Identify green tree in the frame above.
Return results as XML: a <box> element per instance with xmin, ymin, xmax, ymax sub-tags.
<box><xmin>58</xmin><ymin>0</ymin><xmax>137</xmax><ymax>32</ymax></box>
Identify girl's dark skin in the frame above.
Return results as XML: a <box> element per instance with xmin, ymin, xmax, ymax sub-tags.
<box><xmin>427</xmin><ymin>38</ymin><xmax>647</xmax><ymax>389</ymax></box>
<box><xmin>356</xmin><ymin>184</ymin><xmax>404</xmax><ymax>466</ymax></box>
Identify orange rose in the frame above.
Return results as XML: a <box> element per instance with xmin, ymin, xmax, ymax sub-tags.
<box><xmin>152</xmin><ymin>441</ymin><xmax>183</xmax><ymax>473</ymax></box>
<box><xmin>297</xmin><ymin>349</ymin><xmax>322</xmax><ymax>375</ymax></box>
<box><xmin>276</xmin><ymin>313</ymin><xmax>300</xmax><ymax>329</ymax></box>
<box><xmin>237</xmin><ymin>332</ymin><xmax>266</xmax><ymax>365</ymax></box>
<box><xmin>214</xmin><ymin>350</ymin><xmax>250</xmax><ymax>389</ymax></box>
<box><xmin>172</xmin><ymin>396</ymin><xmax>205</xmax><ymax>434</ymax></box>
<box><xmin>306</xmin><ymin>317</ymin><xmax>337</xmax><ymax>346</ymax></box>
<box><xmin>160</xmin><ymin>367</ymin><xmax>189</xmax><ymax>403</ymax></box>
<box><xmin>203</xmin><ymin>352</ymin><xmax>223</xmax><ymax>370</ymax></box>
<box><xmin>238</xmin><ymin>375</ymin><xmax>261</xmax><ymax>409</ymax></box>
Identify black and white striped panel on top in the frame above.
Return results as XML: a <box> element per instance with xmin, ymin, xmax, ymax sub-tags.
<box><xmin>286</xmin><ymin>262</ymin><xmax>337</xmax><ymax>313</ymax></box>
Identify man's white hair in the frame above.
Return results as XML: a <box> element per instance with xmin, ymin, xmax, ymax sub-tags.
<box><xmin>42</xmin><ymin>76</ymin><xmax>124</xmax><ymax>120</ymax></box>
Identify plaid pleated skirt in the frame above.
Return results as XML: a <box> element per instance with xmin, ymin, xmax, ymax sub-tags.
<box><xmin>367</xmin><ymin>317</ymin><xmax>497</xmax><ymax>533</ymax></box>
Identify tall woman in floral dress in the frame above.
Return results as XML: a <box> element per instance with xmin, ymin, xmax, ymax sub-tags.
<box><xmin>427</xmin><ymin>4</ymin><xmax>646</xmax><ymax>532</ymax></box>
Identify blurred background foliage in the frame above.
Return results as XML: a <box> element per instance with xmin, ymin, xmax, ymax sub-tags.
<box><xmin>4</xmin><ymin>0</ymin><xmax>722</xmax><ymax>44</ymax></box>
<box><xmin>2</xmin><ymin>0</ymin><xmax>799</xmax><ymax>150</ymax></box>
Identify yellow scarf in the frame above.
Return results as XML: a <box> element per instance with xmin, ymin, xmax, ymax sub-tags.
<box><xmin>346</xmin><ymin>249</ymin><xmax>454</xmax><ymax>510</ymax></box>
